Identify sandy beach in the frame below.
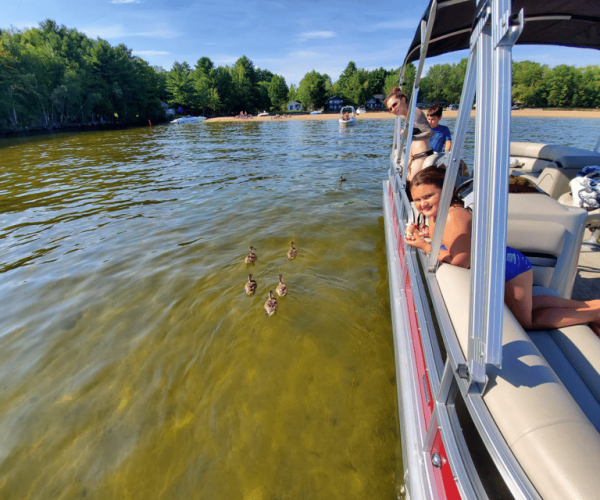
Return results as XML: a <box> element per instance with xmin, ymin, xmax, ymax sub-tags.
<box><xmin>205</xmin><ymin>108</ymin><xmax>600</xmax><ymax>123</ymax></box>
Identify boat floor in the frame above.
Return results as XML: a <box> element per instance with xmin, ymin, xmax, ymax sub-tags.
<box><xmin>572</xmin><ymin>229</ymin><xmax>600</xmax><ymax>302</ymax></box>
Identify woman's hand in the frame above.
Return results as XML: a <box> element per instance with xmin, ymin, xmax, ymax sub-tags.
<box><xmin>404</xmin><ymin>223</ymin><xmax>430</xmax><ymax>252</ymax></box>
<box><xmin>416</xmin><ymin>223</ymin><xmax>429</xmax><ymax>237</ymax></box>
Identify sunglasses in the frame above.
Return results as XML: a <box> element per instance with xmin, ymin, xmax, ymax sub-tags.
<box><xmin>388</xmin><ymin>101</ymin><xmax>400</xmax><ymax>110</ymax></box>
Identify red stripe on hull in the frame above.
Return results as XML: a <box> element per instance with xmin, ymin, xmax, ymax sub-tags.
<box><xmin>432</xmin><ymin>430</ymin><xmax>462</xmax><ymax>499</ymax></box>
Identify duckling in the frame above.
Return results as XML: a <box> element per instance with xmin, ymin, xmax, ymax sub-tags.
<box><xmin>287</xmin><ymin>242</ymin><xmax>297</xmax><ymax>260</ymax></box>
<box><xmin>264</xmin><ymin>290</ymin><xmax>278</xmax><ymax>316</ymax></box>
<box><xmin>275</xmin><ymin>274</ymin><xmax>287</xmax><ymax>297</ymax></box>
<box><xmin>245</xmin><ymin>274</ymin><xmax>257</xmax><ymax>295</ymax></box>
<box><xmin>339</xmin><ymin>175</ymin><xmax>347</xmax><ymax>182</ymax></box>
<box><xmin>244</xmin><ymin>246</ymin><xmax>257</xmax><ymax>265</ymax></box>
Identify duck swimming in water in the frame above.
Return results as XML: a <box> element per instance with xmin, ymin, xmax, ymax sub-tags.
<box><xmin>244</xmin><ymin>246</ymin><xmax>257</xmax><ymax>265</ymax></box>
<box><xmin>339</xmin><ymin>175</ymin><xmax>347</xmax><ymax>182</ymax></box>
<box><xmin>245</xmin><ymin>274</ymin><xmax>257</xmax><ymax>295</ymax></box>
<box><xmin>287</xmin><ymin>242</ymin><xmax>297</xmax><ymax>260</ymax></box>
<box><xmin>264</xmin><ymin>290</ymin><xmax>278</xmax><ymax>316</ymax></box>
<box><xmin>275</xmin><ymin>274</ymin><xmax>287</xmax><ymax>297</ymax></box>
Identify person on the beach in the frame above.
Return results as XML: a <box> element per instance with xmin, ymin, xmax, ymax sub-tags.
<box><xmin>427</xmin><ymin>104</ymin><xmax>452</xmax><ymax>152</ymax></box>
<box><xmin>384</xmin><ymin>87</ymin><xmax>434</xmax><ymax>180</ymax></box>
<box><xmin>404</xmin><ymin>166</ymin><xmax>600</xmax><ymax>334</ymax></box>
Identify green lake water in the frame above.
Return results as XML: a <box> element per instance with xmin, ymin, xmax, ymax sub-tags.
<box><xmin>0</xmin><ymin>120</ymin><xmax>400</xmax><ymax>500</ymax></box>
<box><xmin>1</xmin><ymin>116</ymin><xmax>599</xmax><ymax>499</ymax></box>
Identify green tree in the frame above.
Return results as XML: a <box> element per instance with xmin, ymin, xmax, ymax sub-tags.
<box><xmin>368</xmin><ymin>67</ymin><xmax>389</xmax><ymax>95</ymax></box>
<box><xmin>297</xmin><ymin>70</ymin><xmax>328</xmax><ymax>110</ymax></box>
<box><xmin>231</xmin><ymin>56</ymin><xmax>259</xmax><ymax>112</ymax></box>
<box><xmin>421</xmin><ymin>63</ymin><xmax>452</xmax><ymax>103</ymax></box>
<box><xmin>287</xmin><ymin>83</ymin><xmax>298</xmax><ymax>104</ymax></box>
<box><xmin>167</xmin><ymin>61</ymin><xmax>195</xmax><ymax>111</ymax></box>
<box><xmin>575</xmin><ymin>66</ymin><xmax>600</xmax><ymax>108</ymax></box>
<box><xmin>344</xmin><ymin>69</ymin><xmax>372</xmax><ymax>106</ymax></box>
<box><xmin>546</xmin><ymin>65</ymin><xmax>579</xmax><ymax>107</ymax></box>
<box><xmin>444</xmin><ymin>59</ymin><xmax>467</xmax><ymax>105</ymax></box>
<box><xmin>213</xmin><ymin>66</ymin><xmax>234</xmax><ymax>114</ymax></box>
<box><xmin>512</xmin><ymin>60</ymin><xmax>547</xmax><ymax>107</ymax></box>
<box><xmin>268</xmin><ymin>74</ymin><xmax>289</xmax><ymax>111</ymax></box>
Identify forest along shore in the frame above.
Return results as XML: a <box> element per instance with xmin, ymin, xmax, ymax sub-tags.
<box><xmin>205</xmin><ymin>109</ymin><xmax>600</xmax><ymax>123</ymax></box>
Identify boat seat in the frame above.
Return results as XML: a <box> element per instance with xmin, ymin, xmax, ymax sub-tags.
<box><xmin>509</xmin><ymin>142</ymin><xmax>600</xmax><ymax>200</ymax></box>
<box><xmin>557</xmin><ymin>192</ymin><xmax>600</xmax><ymax>230</ymax></box>
<box><xmin>507</xmin><ymin>193</ymin><xmax>587</xmax><ymax>298</ymax></box>
<box><xmin>436</xmin><ymin>264</ymin><xmax>600</xmax><ymax>500</ymax></box>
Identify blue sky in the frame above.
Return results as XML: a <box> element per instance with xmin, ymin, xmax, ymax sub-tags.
<box><xmin>4</xmin><ymin>0</ymin><xmax>598</xmax><ymax>87</ymax></box>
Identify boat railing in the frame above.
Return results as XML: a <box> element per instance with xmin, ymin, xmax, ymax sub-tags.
<box><xmin>385</xmin><ymin>172</ymin><xmax>541</xmax><ymax>497</ymax></box>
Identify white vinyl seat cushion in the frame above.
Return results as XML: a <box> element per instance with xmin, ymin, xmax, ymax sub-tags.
<box><xmin>436</xmin><ymin>263</ymin><xmax>600</xmax><ymax>499</ymax></box>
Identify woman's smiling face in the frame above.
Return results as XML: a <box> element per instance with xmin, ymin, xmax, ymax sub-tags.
<box><xmin>387</xmin><ymin>96</ymin><xmax>408</xmax><ymax>117</ymax></box>
<box><xmin>411</xmin><ymin>183</ymin><xmax>442</xmax><ymax>219</ymax></box>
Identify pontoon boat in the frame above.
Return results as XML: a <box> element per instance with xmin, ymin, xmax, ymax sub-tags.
<box><xmin>382</xmin><ymin>1</ymin><xmax>600</xmax><ymax>498</ymax></box>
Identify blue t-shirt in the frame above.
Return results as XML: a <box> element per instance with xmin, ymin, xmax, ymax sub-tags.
<box><xmin>430</xmin><ymin>124</ymin><xmax>452</xmax><ymax>152</ymax></box>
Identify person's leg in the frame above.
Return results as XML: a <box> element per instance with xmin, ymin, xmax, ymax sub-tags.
<box><xmin>504</xmin><ymin>270</ymin><xmax>534</xmax><ymax>327</ymax></box>
<box><xmin>531</xmin><ymin>295</ymin><xmax>600</xmax><ymax>311</ymax></box>
<box><xmin>505</xmin><ymin>271</ymin><xmax>600</xmax><ymax>330</ymax></box>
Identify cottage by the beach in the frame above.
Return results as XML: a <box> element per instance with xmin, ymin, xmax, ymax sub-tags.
<box><xmin>287</xmin><ymin>101</ymin><xmax>303</xmax><ymax>111</ymax></box>
<box><xmin>326</xmin><ymin>96</ymin><xmax>344</xmax><ymax>111</ymax></box>
<box><xmin>366</xmin><ymin>94</ymin><xmax>384</xmax><ymax>110</ymax></box>
<box><xmin>161</xmin><ymin>102</ymin><xmax>176</xmax><ymax>116</ymax></box>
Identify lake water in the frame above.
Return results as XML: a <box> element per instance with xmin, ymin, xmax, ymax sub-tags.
<box><xmin>1</xmin><ymin>116</ymin><xmax>599</xmax><ymax>499</ymax></box>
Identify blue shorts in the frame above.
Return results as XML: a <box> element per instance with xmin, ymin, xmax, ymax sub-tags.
<box><xmin>505</xmin><ymin>247</ymin><xmax>532</xmax><ymax>282</ymax></box>
<box><xmin>439</xmin><ymin>245</ymin><xmax>531</xmax><ymax>282</ymax></box>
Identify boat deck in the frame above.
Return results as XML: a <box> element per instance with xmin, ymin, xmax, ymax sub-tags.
<box><xmin>572</xmin><ymin>231</ymin><xmax>600</xmax><ymax>302</ymax></box>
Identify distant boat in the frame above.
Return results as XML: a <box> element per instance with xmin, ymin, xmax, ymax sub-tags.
<box><xmin>257</xmin><ymin>111</ymin><xmax>269</xmax><ymax>117</ymax></box>
<box><xmin>170</xmin><ymin>116</ymin><xmax>206</xmax><ymax>124</ymax></box>
<box><xmin>356</xmin><ymin>107</ymin><xmax>366</xmax><ymax>114</ymax></box>
<box><xmin>310</xmin><ymin>110</ymin><xmax>322</xmax><ymax>115</ymax></box>
<box><xmin>339</xmin><ymin>106</ymin><xmax>356</xmax><ymax>126</ymax></box>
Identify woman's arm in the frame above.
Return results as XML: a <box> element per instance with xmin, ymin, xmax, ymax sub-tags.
<box><xmin>404</xmin><ymin>210</ymin><xmax>471</xmax><ymax>268</ymax></box>
<box><xmin>440</xmin><ymin>209</ymin><xmax>471</xmax><ymax>268</ymax></box>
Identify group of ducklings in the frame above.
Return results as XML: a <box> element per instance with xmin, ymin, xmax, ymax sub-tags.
<box><xmin>243</xmin><ymin>242</ymin><xmax>297</xmax><ymax>316</ymax></box>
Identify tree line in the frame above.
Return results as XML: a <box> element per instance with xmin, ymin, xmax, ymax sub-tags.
<box><xmin>1</xmin><ymin>20</ymin><xmax>598</xmax><ymax>134</ymax></box>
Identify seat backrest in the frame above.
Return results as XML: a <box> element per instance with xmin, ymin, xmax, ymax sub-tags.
<box><xmin>510</xmin><ymin>142</ymin><xmax>600</xmax><ymax>199</ymax></box>
<box><xmin>507</xmin><ymin>193</ymin><xmax>587</xmax><ymax>298</ymax></box>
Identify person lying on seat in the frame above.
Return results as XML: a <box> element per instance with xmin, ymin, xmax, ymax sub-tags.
<box><xmin>404</xmin><ymin>166</ymin><xmax>600</xmax><ymax>335</ymax></box>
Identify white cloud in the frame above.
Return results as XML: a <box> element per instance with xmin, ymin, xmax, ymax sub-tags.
<box><xmin>298</xmin><ymin>31</ymin><xmax>336</xmax><ymax>42</ymax></box>
<box><xmin>81</xmin><ymin>24</ymin><xmax>180</xmax><ymax>39</ymax></box>
<box><xmin>213</xmin><ymin>55</ymin><xmax>239</xmax><ymax>65</ymax></box>
<box><xmin>133</xmin><ymin>50</ymin><xmax>170</xmax><ymax>55</ymax></box>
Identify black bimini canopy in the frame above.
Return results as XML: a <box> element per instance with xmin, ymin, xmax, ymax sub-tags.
<box><xmin>404</xmin><ymin>0</ymin><xmax>600</xmax><ymax>65</ymax></box>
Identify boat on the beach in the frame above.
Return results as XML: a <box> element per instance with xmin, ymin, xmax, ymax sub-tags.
<box><xmin>310</xmin><ymin>110</ymin><xmax>322</xmax><ymax>115</ymax></box>
<box><xmin>339</xmin><ymin>106</ymin><xmax>356</xmax><ymax>126</ymax></box>
<box><xmin>170</xmin><ymin>116</ymin><xmax>206</xmax><ymax>125</ymax></box>
<box><xmin>356</xmin><ymin>107</ymin><xmax>366</xmax><ymax>115</ymax></box>
<box><xmin>257</xmin><ymin>111</ymin><xmax>269</xmax><ymax>117</ymax></box>
<box><xmin>382</xmin><ymin>0</ymin><xmax>600</xmax><ymax>498</ymax></box>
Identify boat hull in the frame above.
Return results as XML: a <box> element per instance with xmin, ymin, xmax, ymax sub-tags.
<box><xmin>170</xmin><ymin>116</ymin><xmax>206</xmax><ymax>124</ymax></box>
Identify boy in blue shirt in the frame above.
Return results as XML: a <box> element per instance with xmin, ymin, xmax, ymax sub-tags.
<box><xmin>427</xmin><ymin>104</ymin><xmax>452</xmax><ymax>152</ymax></box>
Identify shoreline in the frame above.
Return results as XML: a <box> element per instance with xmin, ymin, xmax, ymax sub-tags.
<box><xmin>205</xmin><ymin>108</ymin><xmax>600</xmax><ymax>123</ymax></box>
